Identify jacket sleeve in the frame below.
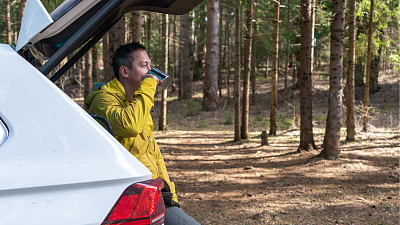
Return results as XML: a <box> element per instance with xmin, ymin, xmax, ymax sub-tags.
<box><xmin>90</xmin><ymin>78</ymin><xmax>157</xmax><ymax>138</ymax></box>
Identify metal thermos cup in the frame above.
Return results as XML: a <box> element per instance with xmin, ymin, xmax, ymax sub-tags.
<box><xmin>148</xmin><ymin>68</ymin><xmax>171</xmax><ymax>88</ymax></box>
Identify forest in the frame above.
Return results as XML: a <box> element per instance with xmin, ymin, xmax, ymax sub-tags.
<box><xmin>1</xmin><ymin>0</ymin><xmax>399</xmax><ymax>224</ymax></box>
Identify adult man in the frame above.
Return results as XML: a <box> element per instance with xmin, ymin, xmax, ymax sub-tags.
<box><xmin>85</xmin><ymin>42</ymin><xmax>199</xmax><ymax>225</ymax></box>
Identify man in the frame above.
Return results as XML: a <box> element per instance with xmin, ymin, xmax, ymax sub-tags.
<box><xmin>86</xmin><ymin>42</ymin><xmax>199</xmax><ymax>225</ymax></box>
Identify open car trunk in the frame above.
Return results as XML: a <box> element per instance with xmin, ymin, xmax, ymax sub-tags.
<box><xmin>17</xmin><ymin>0</ymin><xmax>203</xmax><ymax>81</ymax></box>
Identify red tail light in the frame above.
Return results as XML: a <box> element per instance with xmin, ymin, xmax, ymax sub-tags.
<box><xmin>102</xmin><ymin>178</ymin><xmax>165</xmax><ymax>225</ymax></box>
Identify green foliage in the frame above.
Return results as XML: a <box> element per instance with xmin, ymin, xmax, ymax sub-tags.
<box><xmin>223</xmin><ymin>112</ymin><xmax>234</xmax><ymax>125</ymax></box>
<box><xmin>186</xmin><ymin>100</ymin><xmax>203</xmax><ymax>116</ymax></box>
<box><xmin>388</xmin><ymin>51</ymin><xmax>400</xmax><ymax>71</ymax></box>
<box><xmin>356</xmin><ymin>0</ymin><xmax>399</xmax><ymax>61</ymax></box>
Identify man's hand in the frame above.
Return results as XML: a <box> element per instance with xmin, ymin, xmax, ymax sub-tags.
<box><xmin>142</xmin><ymin>74</ymin><xmax>163</xmax><ymax>86</ymax></box>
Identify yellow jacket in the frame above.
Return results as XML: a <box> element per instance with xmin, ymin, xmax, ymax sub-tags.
<box><xmin>85</xmin><ymin>78</ymin><xmax>177</xmax><ymax>202</ymax></box>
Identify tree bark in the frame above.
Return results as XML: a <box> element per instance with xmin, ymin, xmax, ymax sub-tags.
<box><xmin>84</xmin><ymin>50</ymin><xmax>93</xmax><ymax>100</ymax></box>
<box><xmin>370</xmin><ymin>31</ymin><xmax>382</xmax><ymax>93</ymax></box>
<box><xmin>179</xmin><ymin>13</ymin><xmax>192</xmax><ymax>99</ymax></box>
<box><xmin>363</xmin><ymin>0</ymin><xmax>374</xmax><ymax>131</ymax></box>
<box><xmin>251</xmin><ymin>19</ymin><xmax>257</xmax><ymax>104</ymax></box>
<box><xmin>345</xmin><ymin>0</ymin><xmax>357</xmax><ymax>141</ymax></box>
<box><xmin>298</xmin><ymin>0</ymin><xmax>316</xmax><ymax>151</ymax></box>
<box><xmin>106</xmin><ymin>17</ymin><xmax>125</xmax><ymax>81</ymax></box>
<box><xmin>131</xmin><ymin>11</ymin><xmax>142</xmax><ymax>43</ymax></box>
<box><xmin>321</xmin><ymin>0</ymin><xmax>345</xmax><ymax>160</ymax></box>
<box><xmin>18</xmin><ymin>0</ymin><xmax>27</xmax><ymax>32</ymax></box>
<box><xmin>159</xmin><ymin>14</ymin><xmax>168</xmax><ymax>131</ymax></box>
<box><xmin>4</xmin><ymin>0</ymin><xmax>12</xmax><ymax>44</ymax></box>
<box><xmin>102</xmin><ymin>33</ymin><xmax>110</xmax><ymax>82</ymax></box>
<box><xmin>224</xmin><ymin>4</ymin><xmax>231</xmax><ymax>104</ymax></box>
<box><xmin>203</xmin><ymin>0</ymin><xmax>219</xmax><ymax>111</ymax></box>
<box><xmin>145</xmin><ymin>12</ymin><xmax>152</xmax><ymax>49</ymax></box>
<box><xmin>241</xmin><ymin>0</ymin><xmax>253</xmax><ymax>140</ymax></box>
<box><xmin>92</xmin><ymin>45</ymin><xmax>100</xmax><ymax>83</ymax></box>
<box><xmin>234</xmin><ymin>0</ymin><xmax>241</xmax><ymax>141</ymax></box>
<box><xmin>270</xmin><ymin>0</ymin><xmax>280</xmax><ymax>136</ymax></box>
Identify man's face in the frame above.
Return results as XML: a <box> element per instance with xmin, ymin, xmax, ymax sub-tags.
<box><xmin>123</xmin><ymin>49</ymin><xmax>151</xmax><ymax>90</ymax></box>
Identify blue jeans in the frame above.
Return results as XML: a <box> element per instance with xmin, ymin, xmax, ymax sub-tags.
<box><xmin>165</xmin><ymin>206</ymin><xmax>201</xmax><ymax>225</ymax></box>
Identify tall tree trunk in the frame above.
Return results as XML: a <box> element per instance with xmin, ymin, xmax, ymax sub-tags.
<box><xmin>298</xmin><ymin>0</ymin><xmax>316</xmax><ymax>151</ymax></box>
<box><xmin>218</xmin><ymin>4</ymin><xmax>223</xmax><ymax>98</ymax></box>
<box><xmin>284</xmin><ymin>0</ymin><xmax>290</xmax><ymax>90</ymax></box>
<box><xmin>345</xmin><ymin>0</ymin><xmax>357</xmax><ymax>141</ymax></box>
<box><xmin>363</xmin><ymin>0</ymin><xmax>374</xmax><ymax>131</ymax></box>
<box><xmin>131</xmin><ymin>11</ymin><xmax>142</xmax><ymax>43</ymax></box>
<box><xmin>4</xmin><ymin>0</ymin><xmax>12</xmax><ymax>45</ymax></box>
<box><xmin>18</xmin><ymin>0</ymin><xmax>27</xmax><ymax>32</ymax></box>
<box><xmin>224</xmin><ymin>4</ymin><xmax>232</xmax><ymax>103</ymax></box>
<box><xmin>84</xmin><ymin>50</ymin><xmax>93</xmax><ymax>100</ymax></box>
<box><xmin>106</xmin><ymin>17</ymin><xmax>125</xmax><ymax>81</ymax></box>
<box><xmin>159</xmin><ymin>14</ymin><xmax>168</xmax><ymax>131</ymax></box>
<box><xmin>179</xmin><ymin>13</ymin><xmax>192</xmax><ymax>99</ymax></box>
<box><xmin>310</xmin><ymin>0</ymin><xmax>316</xmax><ymax>73</ymax></box>
<box><xmin>251</xmin><ymin>18</ymin><xmax>257</xmax><ymax>104</ymax></box>
<box><xmin>145</xmin><ymin>12</ymin><xmax>152</xmax><ymax>49</ymax></box>
<box><xmin>203</xmin><ymin>0</ymin><xmax>219</xmax><ymax>111</ymax></box>
<box><xmin>270</xmin><ymin>0</ymin><xmax>280</xmax><ymax>136</ymax></box>
<box><xmin>370</xmin><ymin>30</ymin><xmax>383</xmax><ymax>93</ymax></box>
<box><xmin>234</xmin><ymin>0</ymin><xmax>241</xmax><ymax>141</ymax></box>
<box><xmin>92</xmin><ymin>45</ymin><xmax>100</xmax><ymax>83</ymax></box>
<box><xmin>102</xmin><ymin>33</ymin><xmax>110</xmax><ymax>82</ymax></box>
<box><xmin>321</xmin><ymin>0</ymin><xmax>345</xmax><ymax>160</ymax></box>
<box><xmin>241</xmin><ymin>0</ymin><xmax>253</xmax><ymax>140</ymax></box>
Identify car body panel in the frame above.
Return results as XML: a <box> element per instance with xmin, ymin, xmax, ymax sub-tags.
<box><xmin>0</xmin><ymin>44</ymin><xmax>152</xmax><ymax>224</ymax></box>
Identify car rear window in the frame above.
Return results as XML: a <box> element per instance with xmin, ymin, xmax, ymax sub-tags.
<box><xmin>0</xmin><ymin>118</ymin><xmax>8</xmax><ymax>147</ymax></box>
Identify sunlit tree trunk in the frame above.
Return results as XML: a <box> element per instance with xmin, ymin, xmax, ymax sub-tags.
<box><xmin>321</xmin><ymin>0</ymin><xmax>345</xmax><ymax>160</ymax></box>
<box><xmin>251</xmin><ymin>18</ymin><xmax>257</xmax><ymax>104</ymax></box>
<box><xmin>234</xmin><ymin>0</ymin><xmax>241</xmax><ymax>141</ymax></box>
<box><xmin>159</xmin><ymin>14</ymin><xmax>168</xmax><ymax>131</ymax></box>
<box><xmin>224</xmin><ymin>4</ymin><xmax>232</xmax><ymax>103</ymax></box>
<box><xmin>241</xmin><ymin>0</ymin><xmax>253</xmax><ymax>140</ymax></box>
<box><xmin>270</xmin><ymin>0</ymin><xmax>280</xmax><ymax>136</ymax></box>
<box><xmin>102</xmin><ymin>33</ymin><xmax>110</xmax><ymax>82</ymax></box>
<box><xmin>310</xmin><ymin>0</ymin><xmax>315</xmax><ymax>72</ymax></box>
<box><xmin>363</xmin><ymin>0</ymin><xmax>374</xmax><ymax>131</ymax></box>
<box><xmin>4</xmin><ymin>0</ymin><xmax>12</xmax><ymax>44</ymax></box>
<box><xmin>84</xmin><ymin>50</ymin><xmax>93</xmax><ymax>100</ymax></box>
<box><xmin>145</xmin><ymin>12</ymin><xmax>152</xmax><ymax>49</ymax></box>
<box><xmin>345</xmin><ymin>0</ymin><xmax>356</xmax><ymax>141</ymax></box>
<box><xmin>218</xmin><ymin>4</ymin><xmax>223</xmax><ymax>98</ymax></box>
<box><xmin>131</xmin><ymin>11</ymin><xmax>142</xmax><ymax>43</ymax></box>
<box><xmin>203</xmin><ymin>0</ymin><xmax>219</xmax><ymax>111</ymax></box>
<box><xmin>298</xmin><ymin>0</ymin><xmax>316</xmax><ymax>151</ymax></box>
<box><xmin>92</xmin><ymin>45</ymin><xmax>100</xmax><ymax>83</ymax></box>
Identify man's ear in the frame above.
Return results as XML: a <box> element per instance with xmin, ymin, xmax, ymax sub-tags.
<box><xmin>119</xmin><ymin>66</ymin><xmax>128</xmax><ymax>79</ymax></box>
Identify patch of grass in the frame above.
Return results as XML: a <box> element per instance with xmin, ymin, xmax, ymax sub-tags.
<box><xmin>223</xmin><ymin>112</ymin><xmax>234</xmax><ymax>125</ymax></box>
<box><xmin>276</xmin><ymin>114</ymin><xmax>293</xmax><ymax>129</ymax></box>
<box><xmin>186</xmin><ymin>100</ymin><xmax>203</xmax><ymax>116</ymax></box>
<box><xmin>314</xmin><ymin>115</ymin><xmax>327</xmax><ymax>122</ymax></box>
<box><xmin>197</xmin><ymin>120</ymin><xmax>208</xmax><ymax>128</ymax></box>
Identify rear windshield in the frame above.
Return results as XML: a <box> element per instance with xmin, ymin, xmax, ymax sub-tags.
<box><xmin>0</xmin><ymin>118</ymin><xmax>8</xmax><ymax>147</ymax></box>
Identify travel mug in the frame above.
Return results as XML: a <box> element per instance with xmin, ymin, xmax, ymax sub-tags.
<box><xmin>148</xmin><ymin>68</ymin><xmax>172</xmax><ymax>88</ymax></box>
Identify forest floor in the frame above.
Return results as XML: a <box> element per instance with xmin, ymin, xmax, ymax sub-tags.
<box><xmin>150</xmin><ymin>71</ymin><xmax>399</xmax><ymax>225</ymax></box>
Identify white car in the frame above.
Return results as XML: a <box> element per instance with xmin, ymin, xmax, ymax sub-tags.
<box><xmin>0</xmin><ymin>0</ymin><xmax>201</xmax><ymax>224</ymax></box>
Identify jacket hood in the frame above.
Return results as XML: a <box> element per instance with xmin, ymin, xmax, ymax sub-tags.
<box><xmin>85</xmin><ymin>78</ymin><xmax>127</xmax><ymax>110</ymax></box>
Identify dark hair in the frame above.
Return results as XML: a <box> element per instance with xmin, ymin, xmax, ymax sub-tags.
<box><xmin>112</xmin><ymin>42</ymin><xmax>146</xmax><ymax>80</ymax></box>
